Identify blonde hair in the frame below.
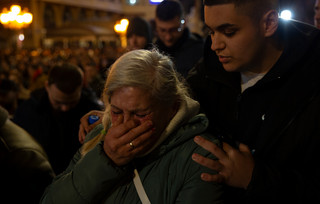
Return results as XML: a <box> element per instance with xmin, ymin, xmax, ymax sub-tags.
<box><xmin>81</xmin><ymin>49</ymin><xmax>190</xmax><ymax>155</ymax></box>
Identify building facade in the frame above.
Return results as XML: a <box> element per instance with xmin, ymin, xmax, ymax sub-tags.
<box><xmin>0</xmin><ymin>0</ymin><xmax>160</xmax><ymax>49</ymax></box>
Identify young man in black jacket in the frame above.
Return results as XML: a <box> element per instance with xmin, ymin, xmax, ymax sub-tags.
<box><xmin>154</xmin><ymin>0</ymin><xmax>204</xmax><ymax>78</ymax></box>
<box><xmin>188</xmin><ymin>0</ymin><xmax>320</xmax><ymax>203</ymax></box>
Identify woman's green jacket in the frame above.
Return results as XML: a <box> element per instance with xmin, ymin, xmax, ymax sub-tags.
<box><xmin>41</xmin><ymin>114</ymin><xmax>224</xmax><ymax>204</ymax></box>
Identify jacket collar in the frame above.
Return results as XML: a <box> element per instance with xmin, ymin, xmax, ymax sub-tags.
<box><xmin>258</xmin><ymin>19</ymin><xmax>319</xmax><ymax>84</ymax></box>
<box><xmin>246</xmin><ymin>20</ymin><xmax>320</xmax><ymax>154</ymax></box>
<box><xmin>141</xmin><ymin>96</ymin><xmax>200</xmax><ymax>156</ymax></box>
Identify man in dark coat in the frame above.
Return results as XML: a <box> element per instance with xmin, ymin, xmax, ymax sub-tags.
<box><xmin>13</xmin><ymin>63</ymin><xmax>103</xmax><ymax>175</ymax></box>
<box><xmin>188</xmin><ymin>0</ymin><xmax>320</xmax><ymax>203</ymax></box>
<box><xmin>154</xmin><ymin>0</ymin><xmax>204</xmax><ymax>78</ymax></box>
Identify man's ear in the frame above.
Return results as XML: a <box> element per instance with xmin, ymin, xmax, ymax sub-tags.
<box><xmin>262</xmin><ymin>10</ymin><xmax>279</xmax><ymax>37</ymax></box>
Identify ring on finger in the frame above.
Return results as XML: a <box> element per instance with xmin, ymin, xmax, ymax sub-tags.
<box><xmin>129</xmin><ymin>141</ymin><xmax>135</xmax><ymax>150</ymax></box>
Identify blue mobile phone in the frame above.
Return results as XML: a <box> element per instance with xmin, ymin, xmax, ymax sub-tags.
<box><xmin>88</xmin><ymin>115</ymin><xmax>100</xmax><ymax>124</ymax></box>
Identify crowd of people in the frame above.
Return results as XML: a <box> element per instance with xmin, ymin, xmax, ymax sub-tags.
<box><xmin>1</xmin><ymin>0</ymin><xmax>320</xmax><ymax>203</ymax></box>
<box><xmin>0</xmin><ymin>46</ymin><xmax>118</xmax><ymax>116</ymax></box>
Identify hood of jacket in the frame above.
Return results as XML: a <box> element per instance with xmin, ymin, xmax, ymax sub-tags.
<box><xmin>141</xmin><ymin>96</ymin><xmax>200</xmax><ymax>156</ymax></box>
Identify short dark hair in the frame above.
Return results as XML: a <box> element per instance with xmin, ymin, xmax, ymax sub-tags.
<box><xmin>156</xmin><ymin>0</ymin><xmax>185</xmax><ymax>21</ymax></box>
<box><xmin>126</xmin><ymin>16</ymin><xmax>152</xmax><ymax>47</ymax></box>
<box><xmin>48</xmin><ymin>63</ymin><xmax>83</xmax><ymax>94</ymax></box>
<box><xmin>203</xmin><ymin>0</ymin><xmax>279</xmax><ymax>22</ymax></box>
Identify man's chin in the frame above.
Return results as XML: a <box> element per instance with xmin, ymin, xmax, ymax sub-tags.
<box><xmin>222</xmin><ymin>64</ymin><xmax>239</xmax><ymax>72</ymax></box>
<box><xmin>52</xmin><ymin>109</ymin><xmax>69</xmax><ymax>116</ymax></box>
<box><xmin>164</xmin><ymin>42</ymin><xmax>175</xmax><ymax>47</ymax></box>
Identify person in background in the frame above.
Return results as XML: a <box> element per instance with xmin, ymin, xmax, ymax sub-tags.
<box><xmin>82</xmin><ymin>60</ymin><xmax>105</xmax><ymax>100</ymax></box>
<box><xmin>27</xmin><ymin>63</ymin><xmax>48</xmax><ymax>92</ymax></box>
<box><xmin>314</xmin><ymin>0</ymin><xmax>320</xmax><ymax>28</ymax></box>
<box><xmin>13</xmin><ymin>63</ymin><xmax>103</xmax><ymax>175</ymax></box>
<box><xmin>126</xmin><ymin>16</ymin><xmax>153</xmax><ymax>51</ymax></box>
<box><xmin>0</xmin><ymin>105</ymin><xmax>55</xmax><ymax>203</ymax></box>
<box><xmin>0</xmin><ymin>79</ymin><xmax>19</xmax><ymax>118</ymax></box>
<box><xmin>8</xmin><ymin>69</ymin><xmax>31</xmax><ymax>101</ymax></box>
<box><xmin>154</xmin><ymin>0</ymin><xmax>204</xmax><ymax>78</ymax></box>
<box><xmin>40</xmin><ymin>49</ymin><xmax>223</xmax><ymax>204</ymax></box>
<box><xmin>187</xmin><ymin>0</ymin><xmax>320</xmax><ymax>203</ymax></box>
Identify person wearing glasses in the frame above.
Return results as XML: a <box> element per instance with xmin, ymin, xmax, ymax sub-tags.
<box><xmin>154</xmin><ymin>0</ymin><xmax>204</xmax><ymax>78</ymax></box>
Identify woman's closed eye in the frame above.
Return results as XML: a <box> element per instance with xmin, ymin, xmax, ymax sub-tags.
<box><xmin>111</xmin><ymin>110</ymin><xmax>122</xmax><ymax>115</ymax></box>
<box><xmin>111</xmin><ymin>110</ymin><xmax>151</xmax><ymax>119</ymax></box>
<box><xmin>135</xmin><ymin>113</ymin><xmax>148</xmax><ymax>118</ymax></box>
<box><xmin>134</xmin><ymin>111</ymin><xmax>152</xmax><ymax>118</ymax></box>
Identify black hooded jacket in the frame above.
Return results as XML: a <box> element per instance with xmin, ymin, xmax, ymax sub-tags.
<box><xmin>187</xmin><ymin>19</ymin><xmax>320</xmax><ymax>203</ymax></box>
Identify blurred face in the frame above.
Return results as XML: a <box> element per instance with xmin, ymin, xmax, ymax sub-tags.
<box><xmin>127</xmin><ymin>34</ymin><xmax>148</xmax><ymax>50</ymax></box>
<box><xmin>83</xmin><ymin>64</ymin><xmax>98</xmax><ymax>83</ymax></box>
<box><xmin>46</xmin><ymin>83</ymin><xmax>82</xmax><ymax>112</ymax></box>
<box><xmin>205</xmin><ymin>4</ymin><xmax>266</xmax><ymax>72</ymax></box>
<box><xmin>8</xmin><ymin>74</ymin><xmax>19</xmax><ymax>85</ymax></box>
<box><xmin>110</xmin><ymin>86</ymin><xmax>176</xmax><ymax>142</ymax></box>
<box><xmin>0</xmin><ymin>90</ymin><xmax>18</xmax><ymax>114</ymax></box>
<box><xmin>315</xmin><ymin>0</ymin><xmax>320</xmax><ymax>29</ymax></box>
<box><xmin>155</xmin><ymin>16</ymin><xmax>184</xmax><ymax>47</ymax></box>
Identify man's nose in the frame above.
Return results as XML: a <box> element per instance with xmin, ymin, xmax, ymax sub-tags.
<box><xmin>164</xmin><ymin>32</ymin><xmax>173</xmax><ymax>40</ymax></box>
<box><xmin>211</xmin><ymin>34</ymin><xmax>225</xmax><ymax>51</ymax></box>
<box><xmin>123</xmin><ymin>113</ymin><xmax>133</xmax><ymax>123</ymax></box>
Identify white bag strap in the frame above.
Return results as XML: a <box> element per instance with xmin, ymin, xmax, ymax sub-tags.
<box><xmin>133</xmin><ymin>168</ymin><xmax>151</xmax><ymax>204</ymax></box>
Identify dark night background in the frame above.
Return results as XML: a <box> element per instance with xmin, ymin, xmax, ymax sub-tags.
<box><xmin>279</xmin><ymin>0</ymin><xmax>316</xmax><ymax>25</ymax></box>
